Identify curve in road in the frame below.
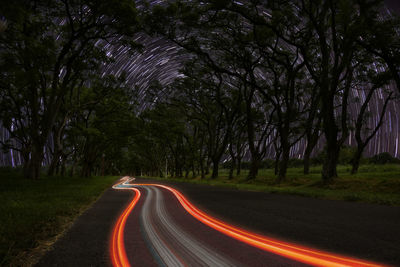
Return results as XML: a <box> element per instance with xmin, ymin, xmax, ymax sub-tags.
<box><xmin>110</xmin><ymin>177</ymin><xmax>388</xmax><ymax>267</ymax></box>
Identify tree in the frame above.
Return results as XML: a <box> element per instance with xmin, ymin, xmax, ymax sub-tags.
<box><xmin>140</xmin><ymin>103</ymin><xmax>186</xmax><ymax>177</ymax></box>
<box><xmin>227</xmin><ymin>115</ymin><xmax>246</xmax><ymax>179</ymax></box>
<box><xmin>268</xmin><ymin>0</ymin><xmax>358</xmax><ymax>183</ymax></box>
<box><xmin>147</xmin><ymin>1</ymin><xmax>278</xmax><ymax>180</ymax></box>
<box><xmin>257</xmin><ymin>0</ymin><xmax>399</xmax><ymax>183</ymax></box>
<box><xmin>254</xmin><ymin>35</ymin><xmax>308</xmax><ymax>182</ymax></box>
<box><xmin>0</xmin><ymin>0</ymin><xmax>139</xmax><ymax>179</ymax></box>
<box><xmin>357</xmin><ymin>6</ymin><xmax>400</xmax><ymax>94</ymax></box>
<box><xmin>145</xmin><ymin>0</ymin><xmax>399</xmax><ymax>183</ymax></box>
<box><xmin>169</xmin><ymin>62</ymin><xmax>242</xmax><ymax>179</ymax></box>
<box><xmin>350</xmin><ymin>73</ymin><xmax>395</xmax><ymax>174</ymax></box>
<box><xmin>303</xmin><ymin>84</ymin><xmax>322</xmax><ymax>175</ymax></box>
<box><xmin>65</xmin><ymin>75</ymin><xmax>134</xmax><ymax>177</ymax></box>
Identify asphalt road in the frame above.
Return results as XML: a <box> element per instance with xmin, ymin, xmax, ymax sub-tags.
<box><xmin>157</xmin><ymin>180</ymin><xmax>400</xmax><ymax>266</ymax></box>
<box><xmin>36</xmin><ymin>177</ymin><xmax>400</xmax><ymax>266</ymax></box>
<box><xmin>110</xmin><ymin>181</ymin><xmax>310</xmax><ymax>266</ymax></box>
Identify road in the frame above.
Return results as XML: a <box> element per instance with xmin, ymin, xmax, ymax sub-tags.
<box><xmin>36</xmin><ymin>176</ymin><xmax>399</xmax><ymax>267</ymax></box>
<box><xmin>110</xmin><ymin>177</ymin><xmax>388</xmax><ymax>267</ymax></box>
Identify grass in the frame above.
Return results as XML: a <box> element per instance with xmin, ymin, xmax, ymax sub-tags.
<box><xmin>141</xmin><ymin>164</ymin><xmax>400</xmax><ymax>206</ymax></box>
<box><xmin>0</xmin><ymin>168</ymin><xmax>119</xmax><ymax>266</ymax></box>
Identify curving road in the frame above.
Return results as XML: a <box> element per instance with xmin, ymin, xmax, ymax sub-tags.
<box><xmin>110</xmin><ymin>177</ymin><xmax>388</xmax><ymax>267</ymax></box>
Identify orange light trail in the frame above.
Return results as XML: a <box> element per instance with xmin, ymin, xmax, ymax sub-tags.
<box><xmin>110</xmin><ymin>177</ymin><xmax>389</xmax><ymax>267</ymax></box>
<box><xmin>134</xmin><ymin>183</ymin><xmax>389</xmax><ymax>267</ymax></box>
<box><xmin>110</xmin><ymin>178</ymin><xmax>141</xmax><ymax>267</ymax></box>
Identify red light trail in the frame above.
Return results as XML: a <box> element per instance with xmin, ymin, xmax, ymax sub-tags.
<box><xmin>110</xmin><ymin>178</ymin><xmax>141</xmax><ymax>267</ymax></box>
<box><xmin>110</xmin><ymin>177</ymin><xmax>389</xmax><ymax>267</ymax></box>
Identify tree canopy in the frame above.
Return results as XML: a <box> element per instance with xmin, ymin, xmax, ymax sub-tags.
<box><xmin>0</xmin><ymin>0</ymin><xmax>399</xmax><ymax>182</ymax></box>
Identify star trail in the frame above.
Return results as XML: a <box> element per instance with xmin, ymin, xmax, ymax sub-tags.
<box><xmin>0</xmin><ymin>0</ymin><xmax>399</xmax><ymax>167</ymax></box>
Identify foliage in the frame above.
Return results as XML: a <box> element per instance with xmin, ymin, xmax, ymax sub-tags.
<box><xmin>0</xmin><ymin>0</ymin><xmax>140</xmax><ymax>179</ymax></box>
<box><xmin>141</xmin><ymin>0</ymin><xmax>400</xmax><ymax>183</ymax></box>
<box><xmin>339</xmin><ymin>146</ymin><xmax>358</xmax><ymax>165</ymax></box>
<box><xmin>369</xmin><ymin>152</ymin><xmax>400</xmax><ymax>164</ymax></box>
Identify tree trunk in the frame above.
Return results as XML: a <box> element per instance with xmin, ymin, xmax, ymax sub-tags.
<box><xmin>70</xmin><ymin>159</ymin><xmax>78</xmax><ymax>177</ymax></box>
<box><xmin>228</xmin><ymin>159</ymin><xmax>235</xmax><ymax>180</ymax></box>
<box><xmin>351</xmin><ymin>148</ymin><xmax>363</xmax><ymax>174</ymax></box>
<box><xmin>211</xmin><ymin>158</ymin><xmax>219</xmax><ymax>179</ymax></box>
<box><xmin>69</xmin><ymin>162</ymin><xmax>75</xmax><ymax>177</ymax></box>
<box><xmin>303</xmin><ymin>98</ymin><xmax>321</xmax><ymax>174</ymax></box>
<box><xmin>81</xmin><ymin>163</ymin><xmax>88</xmax><ymax>177</ymax></box>
<box><xmin>81</xmin><ymin>158</ymin><xmax>94</xmax><ymax>177</ymax></box>
<box><xmin>191</xmin><ymin>163</ymin><xmax>196</xmax><ymax>178</ymax></box>
<box><xmin>178</xmin><ymin>166</ymin><xmax>183</xmax><ymax>178</ymax></box>
<box><xmin>274</xmin><ymin>149</ymin><xmax>281</xmax><ymax>176</ymax></box>
<box><xmin>321</xmin><ymin>91</ymin><xmax>340</xmax><ymax>184</ymax></box>
<box><xmin>47</xmin><ymin>159</ymin><xmax>56</xmax><ymax>176</ymax></box>
<box><xmin>60</xmin><ymin>160</ymin><xmax>66</xmax><ymax>176</ymax></box>
<box><xmin>274</xmin><ymin>157</ymin><xmax>279</xmax><ymax>176</ymax></box>
<box><xmin>247</xmin><ymin>154</ymin><xmax>260</xmax><ymax>180</ymax></box>
<box><xmin>25</xmin><ymin>146</ymin><xmax>43</xmax><ymax>180</ymax></box>
<box><xmin>200</xmin><ymin>158</ymin><xmax>205</xmax><ymax>179</ymax></box>
<box><xmin>236</xmin><ymin>158</ymin><xmax>242</xmax><ymax>175</ymax></box>
<box><xmin>47</xmin><ymin>151</ymin><xmax>60</xmax><ymax>176</ymax></box>
<box><xmin>303</xmin><ymin>129</ymin><xmax>320</xmax><ymax>175</ymax></box>
<box><xmin>23</xmin><ymin>160</ymin><xmax>29</xmax><ymax>179</ymax></box>
<box><xmin>322</xmin><ymin>142</ymin><xmax>339</xmax><ymax>184</ymax></box>
<box><xmin>303</xmin><ymin>154</ymin><xmax>310</xmax><ymax>175</ymax></box>
<box><xmin>205</xmin><ymin>159</ymin><xmax>211</xmax><ymax>175</ymax></box>
<box><xmin>55</xmin><ymin>161</ymin><xmax>61</xmax><ymax>175</ymax></box>
<box><xmin>277</xmin><ymin>145</ymin><xmax>290</xmax><ymax>184</ymax></box>
<box><xmin>175</xmin><ymin>159</ymin><xmax>181</xmax><ymax>177</ymax></box>
<box><xmin>200</xmin><ymin>166</ymin><xmax>205</xmax><ymax>179</ymax></box>
<box><xmin>227</xmin><ymin>142</ymin><xmax>236</xmax><ymax>180</ymax></box>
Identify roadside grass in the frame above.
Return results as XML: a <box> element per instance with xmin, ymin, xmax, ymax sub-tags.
<box><xmin>0</xmin><ymin>167</ymin><xmax>118</xmax><ymax>266</ymax></box>
<box><xmin>141</xmin><ymin>164</ymin><xmax>400</xmax><ymax>206</ymax></box>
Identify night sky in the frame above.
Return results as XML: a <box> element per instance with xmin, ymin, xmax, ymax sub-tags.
<box><xmin>98</xmin><ymin>1</ymin><xmax>400</xmax><ymax>160</ymax></box>
<box><xmin>0</xmin><ymin>0</ymin><xmax>399</xmax><ymax>166</ymax></box>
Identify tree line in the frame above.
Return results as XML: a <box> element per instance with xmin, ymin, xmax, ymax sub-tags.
<box><xmin>133</xmin><ymin>0</ymin><xmax>399</xmax><ymax>183</ymax></box>
<box><xmin>0</xmin><ymin>0</ymin><xmax>399</xmax><ymax>183</ymax></box>
<box><xmin>0</xmin><ymin>0</ymin><xmax>140</xmax><ymax>179</ymax></box>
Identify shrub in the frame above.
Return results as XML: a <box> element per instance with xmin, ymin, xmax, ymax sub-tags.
<box><xmin>311</xmin><ymin>146</ymin><xmax>357</xmax><ymax>165</ymax></box>
<box><xmin>369</xmin><ymin>152</ymin><xmax>400</xmax><ymax>164</ymax></box>
<box><xmin>288</xmin><ymin>158</ymin><xmax>304</xmax><ymax>167</ymax></box>
<box><xmin>338</xmin><ymin>146</ymin><xmax>357</xmax><ymax>164</ymax></box>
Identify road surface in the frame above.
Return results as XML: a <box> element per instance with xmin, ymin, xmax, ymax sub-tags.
<box><xmin>110</xmin><ymin>177</ymin><xmax>389</xmax><ymax>267</ymax></box>
<box><xmin>36</xmin><ymin>177</ymin><xmax>399</xmax><ymax>267</ymax></box>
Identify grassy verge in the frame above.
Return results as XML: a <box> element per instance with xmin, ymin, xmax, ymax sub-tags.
<box><xmin>141</xmin><ymin>164</ymin><xmax>400</xmax><ymax>206</ymax></box>
<box><xmin>0</xmin><ymin>168</ymin><xmax>119</xmax><ymax>266</ymax></box>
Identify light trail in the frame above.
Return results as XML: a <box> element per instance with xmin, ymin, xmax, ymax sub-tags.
<box><xmin>110</xmin><ymin>177</ymin><xmax>141</xmax><ymax>267</ymax></box>
<box><xmin>111</xmin><ymin>177</ymin><xmax>390</xmax><ymax>267</ymax></box>
<box><xmin>137</xmin><ymin>183</ymin><xmax>389</xmax><ymax>267</ymax></box>
<box><xmin>140</xmin><ymin>186</ymin><xmax>236</xmax><ymax>266</ymax></box>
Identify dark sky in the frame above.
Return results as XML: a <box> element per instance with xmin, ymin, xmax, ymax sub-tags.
<box><xmin>385</xmin><ymin>0</ymin><xmax>400</xmax><ymax>14</ymax></box>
